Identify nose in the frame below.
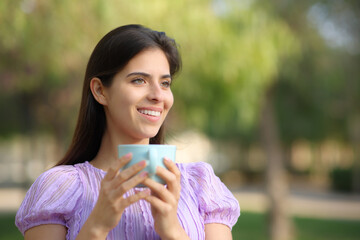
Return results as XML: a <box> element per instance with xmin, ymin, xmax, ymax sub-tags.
<box><xmin>147</xmin><ymin>83</ymin><xmax>164</xmax><ymax>102</ymax></box>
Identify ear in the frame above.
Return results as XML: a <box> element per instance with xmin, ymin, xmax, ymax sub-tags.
<box><xmin>90</xmin><ymin>77</ymin><xmax>108</xmax><ymax>105</ymax></box>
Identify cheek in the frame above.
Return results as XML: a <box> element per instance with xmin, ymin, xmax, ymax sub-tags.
<box><xmin>166</xmin><ymin>92</ymin><xmax>174</xmax><ymax>110</ymax></box>
<box><xmin>118</xmin><ymin>90</ymin><xmax>140</xmax><ymax>107</ymax></box>
<box><xmin>108</xmin><ymin>95</ymin><xmax>134</xmax><ymax>120</ymax></box>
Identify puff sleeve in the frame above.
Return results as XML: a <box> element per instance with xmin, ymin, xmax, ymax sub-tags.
<box><xmin>15</xmin><ymin>165</ymin><xmax>83</xmax><ymax>235</ymax></box>
<box><xmin>186</xmin><ymin>162</ymin><xmax>240</xmax><ymax>229</ymax></box>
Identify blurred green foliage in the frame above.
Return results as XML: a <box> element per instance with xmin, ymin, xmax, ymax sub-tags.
<box><xmin>0</xmin><ymin>0</ymin><xmax>299</xmax><ymax>142</ymax></box>
<box><xmin>330</xmin><ymin>167</ymin><xmax>354</xmax><ymax>192</ymax></box>
<box><xmin>272</xmin><ymin>0</ymin><xmax>360</xmax><ymax>146</ymax></box>
<box><xmin>0</xmin><ymin>0</ymin><xmax>359</xmax><ymax>149</ymax></box>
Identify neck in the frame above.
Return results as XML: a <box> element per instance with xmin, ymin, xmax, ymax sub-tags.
<box><xmin>90</xmin><ymin>128</ymin><xmax>149</xmax><ymax>172</ymax></box>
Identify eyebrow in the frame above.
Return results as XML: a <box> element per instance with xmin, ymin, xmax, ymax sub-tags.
<box><xmin>126</xmin><ymin>72</ymin><xmax>172</xmax><ymax>79</ymax></box>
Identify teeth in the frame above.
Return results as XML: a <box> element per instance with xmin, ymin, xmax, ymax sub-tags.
<box><xmin>138</xmin><ymin>109</ymin><xmax>161</xmax><ymax>117</ymax></box>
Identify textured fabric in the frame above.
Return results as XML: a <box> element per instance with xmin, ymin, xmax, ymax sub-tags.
<box><xmin>16</xmin><ymin>161</ymin><xmax>240</xmax><ymax>240</ymax></box>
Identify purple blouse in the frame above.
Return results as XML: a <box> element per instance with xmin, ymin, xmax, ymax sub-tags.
<box><xmin>15</xmin><ymin>161</ymin><xmax>240</xmax><ymax>240</ymax></box>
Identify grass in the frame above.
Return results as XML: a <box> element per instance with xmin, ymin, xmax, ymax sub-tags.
<box><xmin>232</xmin><ymin>211</ymin><xmax>360</xmax><ymax>240</ymax></box>
<box><xmin>1</xmin><ymin>211</ymin><xmax>360</xmax><ymax>239</ymax></box>
<box><xmin>0</xmin><ymin>213</ymin><xmax>22</xmax><ymax>240</ymax></box>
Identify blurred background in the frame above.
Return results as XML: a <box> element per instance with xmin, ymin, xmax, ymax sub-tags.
<box><xmin>1</xmin><ymin>0</ymin><xmax>359</xmax><ymax>239</ymax></box>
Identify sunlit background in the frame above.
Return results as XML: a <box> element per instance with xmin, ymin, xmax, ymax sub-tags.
<box><xmin>1</xmin><ymin>0</ymin><xmax>359</xmax><ymax>239</ymax></box>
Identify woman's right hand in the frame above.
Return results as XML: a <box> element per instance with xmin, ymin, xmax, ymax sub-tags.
<box><xmin>76</xmin><ymin>153</ymin><xmax>150</xmax><ymax>240</ymax></box>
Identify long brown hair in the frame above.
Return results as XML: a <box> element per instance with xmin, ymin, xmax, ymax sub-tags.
<box><xmin>56</xmin><ymin>25</ymin><xmax>181</xmax><ymax>166</ymax></box>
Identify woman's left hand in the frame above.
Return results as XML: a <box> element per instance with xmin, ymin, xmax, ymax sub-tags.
<box><xmin>142</xmin><ymin>158</ymin><xmax>190</xmax><ymax>240</ymax></box>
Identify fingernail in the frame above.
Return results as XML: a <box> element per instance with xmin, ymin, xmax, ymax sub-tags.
<box><xmin>138</xmin><ymin>160</ymin><xmax>147</xmax><ymax>167</ymax></box>
<box><xmin>163</xmin><ymin>157</ymin><xmax>171</xmax><ymax>163</ymax></box>
<box><xmin>124</xmin><ymin>152</ymin><xmax>132</xmax><ymax>159</ymax></box>
<box><xmin>140</xmin><ymin>171</ymin><xmax>148</xmax><ymax>177</ymax></box>
<box><xmin>143</xmin><ymin>188</ymin><xmax>151</xmax><ymax>195</ymax></box>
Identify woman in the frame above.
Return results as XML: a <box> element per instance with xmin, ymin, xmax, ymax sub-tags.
<box><xmin>15</xmin><ymin>24</ymin><xmax>240</xmax><ymax>240</ymax></box>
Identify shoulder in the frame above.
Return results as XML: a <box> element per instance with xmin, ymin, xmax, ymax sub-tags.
<box><xmin>21</xmin><ymin>164</ymin><xmax>82</xmax><ymax>206</ymax></box>
<box><xmin>31</xmin><ymin>165</ymin><xmax>80</xmax><ymax>192</ymax></box>
<box><xmin>15</xmin><ymin>165</ymin><xmax>84</xmax><ymax>235</ymax></box>
<box><xmin>177</xmin><ymin>161</ymin><xmax>240</xmax><ymax>229</ymax></box>
<box><xmin>39</xmin><ymin>164</ymin><xmax>79</xmax><ymax>178</ymax></box>
<box><xmin>177</xmin><ymin>161</ymin><xmax>217</xmax><ymax>183</ymax></box>
<box><xmin>177</xmin><ymin>161</ymin><xmax>214</xmax><ymax>174</ymax></box>
<box><xmin>177</xmin><ymin>161</ymin><xmax>226</xmax><ymax>196</ymax></box>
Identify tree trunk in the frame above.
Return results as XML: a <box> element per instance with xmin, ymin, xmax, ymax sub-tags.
<box><xmin>349</xmin><ymin>114</ymin><xmax>360</xmax><ymax>193</ymax></box>
<box><xmin>259</xmin><ymin>85</ymin><xmax>294</xmax><ymax>240</ymax></box>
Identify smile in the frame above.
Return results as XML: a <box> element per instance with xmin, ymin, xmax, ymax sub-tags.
<box><xmin>137</xmin><ymin>109</ymin><xmax>161</xmax><ymax>117</ymax></box>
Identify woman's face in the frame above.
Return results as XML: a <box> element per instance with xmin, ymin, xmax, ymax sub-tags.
<box><xmin>102</xmin><ymin>48</ymin><xmax>174</xmax><ymax>144</ymax></box>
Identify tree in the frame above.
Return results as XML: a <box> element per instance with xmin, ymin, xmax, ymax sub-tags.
<box><xmin>1</xmin><ymin>1</ymin><xmax>301</xmax><ymax>239</ymax></box>
<box><xmin>271</xmin><ymin>0</ymin><xmax>360</xmax><ymax>193</ymax></box>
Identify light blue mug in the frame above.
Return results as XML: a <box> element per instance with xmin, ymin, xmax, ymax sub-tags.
<box><xmin>118</xmin><ymin>144</ymin><xmax>176</xmax><ymax>187</ymax></box>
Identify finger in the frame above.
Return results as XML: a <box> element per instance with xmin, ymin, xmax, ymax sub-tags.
<box><xmin>122</xmin><ymin>188</ymin><xmax>151</xmax><ymax>207</ymax></box>
<box><xmin>113</xmin><ymin>160</ymin><xmax>147</xmax><ymax>187</ymax></box>
<box><xmin>117</xmin><ymin>152</ymin><xmax>135</xmax><ymax>169</ymax></box>
<box><xmin>104</xmin><ymin>153</ymin><xmax>132</xmax><ymax>181</ymax></box>
<box><xmin>144</xmin><ymin>195</ymin><xmax>171</xmax><ymax>214</ymax></box>
<box><xmin>156</xmin><ymin>166</ymin><xmax>178</xmax><ymax>193</ymax></box>
<box><xmin>142</xmin><ymin>178</ymin><xmax>175</xmax><ymax>204</ymax></box>
<box><xmin>160</xmin><ymin>158</ymin><xmax>181</xmax><ymax>195</ymax></box>
<box><xmin>113</xmin><ymin>171</ymin><xmax>149</xmax><ymax>198</ymax></box>
<box><xmin>163</xmin><ymin>157</ymin><xmax>181</xmax><ymax>181</ymax></box>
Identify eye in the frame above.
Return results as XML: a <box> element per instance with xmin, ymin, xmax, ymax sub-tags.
<box><xmin>160</xmin><ymin>80</ymin><xmax>171</xmax><ymax>88</ymax></box>
<box><xmin>131</xmin><ymin>78</ymin><xmax>145</xmax><ymax>85</ymax></box>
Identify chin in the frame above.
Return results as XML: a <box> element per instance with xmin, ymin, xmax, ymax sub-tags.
<box><xmin>145</xmin><ymin>132</ymin><xmax>160</xmax><ymax>139</ymax></box>
<box><xmin>136</xmin><ymin>129</ymin><xmax>161</xmax><ymax>140</ymax></box>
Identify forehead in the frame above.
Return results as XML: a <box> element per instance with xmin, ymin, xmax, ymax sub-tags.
<box><xmin>123</xmin><ymin>48</ymin><xmax>170</xmax><ymax>74</ymax></box>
